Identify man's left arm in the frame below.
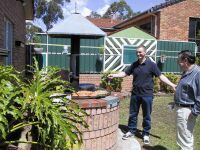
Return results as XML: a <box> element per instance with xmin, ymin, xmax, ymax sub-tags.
<box><xmin>159</xmin><ymin>74</ymin><xmax>176</xmax><ymax>91</ymax></box>
<box><xmin>191</xmin><ymin>72</ymin><xmax>200</xmax><ymax>116</ymax></box>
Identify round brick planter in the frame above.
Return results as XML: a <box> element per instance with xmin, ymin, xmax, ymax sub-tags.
<box><xmin>75</xmin><ymin>95</ymin><xmax>120</xmax><ymax>150</ymax></box>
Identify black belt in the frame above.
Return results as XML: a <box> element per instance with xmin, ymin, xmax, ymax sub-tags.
<box><xmin>176</xmin><ymin>103</ymin><xmax>194</xmax><ymax>108</ymax></box>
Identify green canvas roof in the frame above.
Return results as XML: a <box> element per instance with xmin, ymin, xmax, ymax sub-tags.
<box><xmin>110</xmin><ymin>26</ymin><xmax>156</xmax><ymax>39</ymax></box>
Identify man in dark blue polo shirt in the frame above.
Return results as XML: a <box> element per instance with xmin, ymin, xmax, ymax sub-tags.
<box><xmin>109</xmin><ymin>45</ymin><xmax>176</xmax><ymax>144</ymax></box>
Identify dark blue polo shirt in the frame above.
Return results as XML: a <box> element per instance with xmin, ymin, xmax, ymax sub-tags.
<box><xmin>125</xmin><ymin>58</ymin><xmax>161</xmax><ymax>96</ymax></box>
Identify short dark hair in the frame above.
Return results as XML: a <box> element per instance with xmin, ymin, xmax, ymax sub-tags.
<box><xmin>178</xmin><ymin>50</ymin><xmax>196</xmax><ymax>64</ymax></box>
<box><xmin>137</xmin><ymin>45</ymin><xmax>147</xmax><ymax>52</ymax></box>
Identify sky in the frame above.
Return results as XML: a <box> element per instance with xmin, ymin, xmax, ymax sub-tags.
<box><xmin>34</xmin><ymin>0</ymin><xmax>166</xmax><ymax>31</ymax></box>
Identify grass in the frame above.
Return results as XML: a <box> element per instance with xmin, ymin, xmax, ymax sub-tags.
<box><xmin>119</xmin><ymin>96</ymin><xmax>200</xmax><ymax>150</ymax></box>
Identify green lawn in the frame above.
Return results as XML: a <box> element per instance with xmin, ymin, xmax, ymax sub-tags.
<box><xmin>119</xmin><ymin>96</ymin><xmax>200</xmax><ymax>150</ymax></box>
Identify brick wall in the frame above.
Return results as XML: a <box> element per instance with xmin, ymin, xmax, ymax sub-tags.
<box><xmin>73</xmin><ymin>95</ymin><xmax>121</xmax><ymax>150</ymax></box>
<box><xmin>80</xmin><ymin>74</ymin><xmax>133</xmax><ymax>92</ymax></box>
<box><xmin>159</xmin><ymin>0</ymin><xmax>200</xmax><ymax>41</ymax></box>
<box><xmin>80</xmin><ymin>107</ymin><xmax>119</xmax><ymax>150</ymax></box>
<box><xmin>0</xmin><ymin>0</ymin><xmax>26</xmax><ymax>71</ymax></box>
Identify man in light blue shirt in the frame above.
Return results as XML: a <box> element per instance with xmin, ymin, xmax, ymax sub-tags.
<box><xmin>175</xmin><ymin>50</ymin><xmax>200</xmax><ymax>150</ymax></box>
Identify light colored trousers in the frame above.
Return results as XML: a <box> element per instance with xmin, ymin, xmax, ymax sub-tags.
<box><xmin>176</xmin><ymin>106</ymin><xmax>197</xmax><ymax>150</ymax></box>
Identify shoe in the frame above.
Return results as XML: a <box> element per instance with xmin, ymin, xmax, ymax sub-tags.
<box><xmin>122</xmin><ymin>131</ymin><xmax>134</xmax><ymax>140</ymax></box>
<box><xmin>143</xmin><ymin>135</ymin><xmax>150</xmax><ymax>144</ymax></box>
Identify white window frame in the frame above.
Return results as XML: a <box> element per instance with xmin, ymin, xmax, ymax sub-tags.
<box><xmin>4</xmin><ymin>18</ymin><xmax>13</xmax><ymax>65</ymax></box>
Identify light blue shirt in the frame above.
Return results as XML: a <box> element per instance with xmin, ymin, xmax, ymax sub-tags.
<box><xmin>174</xmin><ymin>65</ymin><xmax>200</xmax><ymax>116</ymax></box>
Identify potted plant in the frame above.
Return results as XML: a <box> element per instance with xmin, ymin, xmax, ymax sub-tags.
<box><xmin>32</xmin><ymin>35</ymin><xmax>43</xmax><ymax>54</ymax></box>
<box><xmin>0</xmin><ymin>58</ymin><xmax>88</xmax><ymax>150</ymax></box>
<box><xmin>97</xmin><ymin>47</ymin><xmax>104</xmax><ymax>61</ymax></box>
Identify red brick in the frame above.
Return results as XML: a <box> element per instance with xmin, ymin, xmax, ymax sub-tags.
<box><xmin>0</xmin><ymin>0</ymin><xmax>27</xmax><ymax>71</ymax></box>
<box><xmin>101</xmin><ymin>136</ymin><xmax>106</xmax><ymax>150</ymax></box>
<box><xmin>99</xmin><ymin>114</ymin><xmax>104</xmax><ymax>129</ymax></box>
<box><xmin>83</xmin><ymin>131</ymin><xmax>90</xmax><ymax>140</ymax></box>
<box><xmin>84</xmin><ymin>139</ymin><xmax>91</xmax><ymax>150</ymax></box>
<box><xmin>103</xmin><ymin>114</ymin><xmax>108</xmax><ymax>128</ymax></box>
<box><xmin>95</xmin><ymin>130</ymin><xmax>100</xmax><ymax>137</ymax></box>
<box><xmin>91</xmin><ymin>138</ymin><xmax>97</xmax><ymax>150</ymax></box>
<box><xmin>91</xmin><ymin>108</ymin><xmax>97</xmax><ymax>115</ymax></box>
<box><xmin>93</xmin><ymin>115</ymin><xmax>99</xmax><ymax>130</ymax></box>
<box><xmin>90</xmin><ymin>130</ymin><xmax>96</xmax><ymax>139</ymax></box>
<box><xmin>87</xmin><ymin>116</ymin><xmax>93</xmax><ymax>131</ymax></box>
<box><xmin>96</xmin><ymin>108</ymin><xmax>101</xmax><ymax>114</ymax></box>
<box><xmin>96</xmin><ymin>137</ymin><xmax>102</xmax><ymax>150</ymax></box>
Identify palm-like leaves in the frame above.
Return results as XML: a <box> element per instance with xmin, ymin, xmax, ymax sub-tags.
<box><xmin>0</xmin><ymin>58</ymin><xmax>88</xmax><ymax>149</ymax></box>
<box><xmin>0</xmin><ymin>66</ymin><xmax>23</xmax><ymax>143</ymax></box>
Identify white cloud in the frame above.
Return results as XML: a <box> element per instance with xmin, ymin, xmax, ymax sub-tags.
<box><xmin>97</xmin><ymin>4</ymin><xmax>109</xmax><ymax>16</ymax></box>
<box><xmin>103</xmin><ymin>0</ymin><xmax>113</xmax><ymax>4</ymax></box>
<box><xmin>81</xmin><ymin>7</ymin><xmax>92</xmax><ymax>16</ymax></box>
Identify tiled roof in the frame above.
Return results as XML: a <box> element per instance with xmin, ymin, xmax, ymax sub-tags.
<box><xmin>87</xmin><ymin>17</ymin><xmax>122</xmax><ymax>29</ymax></box>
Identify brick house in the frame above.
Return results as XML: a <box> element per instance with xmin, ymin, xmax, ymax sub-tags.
<box><xmin>0</xmin><ymin>0</ymin><xmax>34</xmax><ymax>71</ymax></box>
<box><xmin>112</xmin><ymin>0</ymin><xmax>200</xmax><ymax>50</ymax></box>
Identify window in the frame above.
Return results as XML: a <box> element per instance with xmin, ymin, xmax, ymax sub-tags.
<box><xmin>139</xmin><ymin>22</ymin><xmax>151</xmax><ymax>34</ymax></box>
<box><xmin>123</xmin><ymin>45</ymin><xmax>137</xmax><ymax>64</ymax></box>
<box><xmin>189</xmin><ymin>17</ymin><xmax>200</xmax><ymax>51</ymax></box>
<box><xmin>4</xmin><ymin>18</ymin><xmax>13</xmax><ymax>65</ymax></box>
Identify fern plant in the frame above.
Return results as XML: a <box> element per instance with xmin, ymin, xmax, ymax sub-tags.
<box><xmin>0</xmin><ymin>58</ymin><xmax>88</xmax><ymax>149</ymax></box>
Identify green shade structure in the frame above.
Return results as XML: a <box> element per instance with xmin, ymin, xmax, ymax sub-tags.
<box><xmin>110</xmin><ymin>26</ymin><xmax>155</xmax><ymax>39</ymax></box>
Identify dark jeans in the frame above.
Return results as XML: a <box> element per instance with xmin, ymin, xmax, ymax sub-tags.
<box><xmin>128</xmin><ymin>95</ymin><xmax>153</xmax><ymax>136</ymax></box>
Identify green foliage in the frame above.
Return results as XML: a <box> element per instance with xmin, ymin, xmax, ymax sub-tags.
<box><xmin>154</xmin><ymin>74</ymin><xmax>180</xmax><ymax>93</ymax></box>
<box><xmin>98</xmin><ymin>47</ymin><xmax>104</xmax><ymax>54</ymax></box>
<box><xmin>0</xmin><ymin>58</ymin><xmax>88</xmax><ymax>149</ymax></box>
<box><xmin>34</xmin><ymin>0</ymin><xmax>70</xmax><ymax>30</ymax></box>
<box><xmin>103</xmin><ymin>0</ymin><xmax>134</xmax><ymax>20</ymax></box>
<box><xmin>100</xmin><ymin>71</ymin><xmax>123</xmax><ymax>92</ymax></box>
<box><xmin>195</xmin><ymin>53</ymin><xmax>200</xmax><ymax>66</ymax></box>
<box><xmin>197</xmin><ymin>29</ymin><xmax>200</xmax><ymax>39</ymax></box>
<box><xmin>153</xmin><ymin>77</ymin><xmax>160</xmax><ymax>93</ymax></box>
<box><xmin>26</xmin><ymin>22</ymin><xmax>43</xmax><ymax>43</ymax></box>
<box><xmin>0</xmin><ymin>66</ymin><xmax>23</xmax><ymax>142</ymax></box>
<box><xmin>160</xmin><ymin>73</ymin><xmax>180</xmax><ymax>93</ymax></box>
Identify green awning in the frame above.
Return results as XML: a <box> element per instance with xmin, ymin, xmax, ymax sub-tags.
<box><xmin>110</xmin><ymin>26</ymin><xmax>155</xmax><ymax>39</ymax></box>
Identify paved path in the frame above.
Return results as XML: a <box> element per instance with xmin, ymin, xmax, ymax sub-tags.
<box><xmin>117</xmin><ymin>129</ymin><xmax>141</xmax><ymax>150</ymax></box>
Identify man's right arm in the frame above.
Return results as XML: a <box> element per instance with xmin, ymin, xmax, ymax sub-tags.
<box><xmin>108</xmin><ymin>72</ymin><xmax>127</xmax><ymax>79</ymax></box>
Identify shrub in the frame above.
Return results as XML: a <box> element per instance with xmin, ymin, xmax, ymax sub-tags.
<box><xmin>196</xmin><ymin>53</ymin><xmax>200</xmax><ymax>66</ymax></box>
<box><xmin>153</xmin><ymin>77</ymin><xmax>160</xmax><ymax>93</ymax></box>
<box><xmin>100</xmin><ymin>71</ymin><xmax>123</xmax><ymax>92</ymax></box>
<box><xmin>160</xmin><ymin>73</ymin><xmax>180</xmax><ymax>93</ymax></box>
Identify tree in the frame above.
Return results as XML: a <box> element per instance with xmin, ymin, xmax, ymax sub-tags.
<box><xmin>34</xmin><ymin>0</ymin><xmax>70</xmax><ymax>31</ymax></box>
<box><xmin>26</xmin><ymin>22</ymin><xmax>43</xmax><ymax>43</ymax></box>
<box><xmin>102</xmin><ymin>0</ymin><xmax>134</xmax><ymax>20</ymax></box>
<box><xmin>90</xmin><ymin>11</ymin><xmax>102</xmax><ymax>18</ymax></box>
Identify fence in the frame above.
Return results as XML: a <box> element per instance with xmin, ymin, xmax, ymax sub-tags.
<box><xmin>27</xmin><ymin>34</ymin><xmax>198</xmax><ymax>74</ymax></box>
<box><xmin>104</xmin><ymin>37</ymin><xmax>197</xmax><ymax>73</ymax></box>
<box><xmin>28</xmin><ymin>34</ymin><xmax>104</xmax><ymax>73</ymax></box>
